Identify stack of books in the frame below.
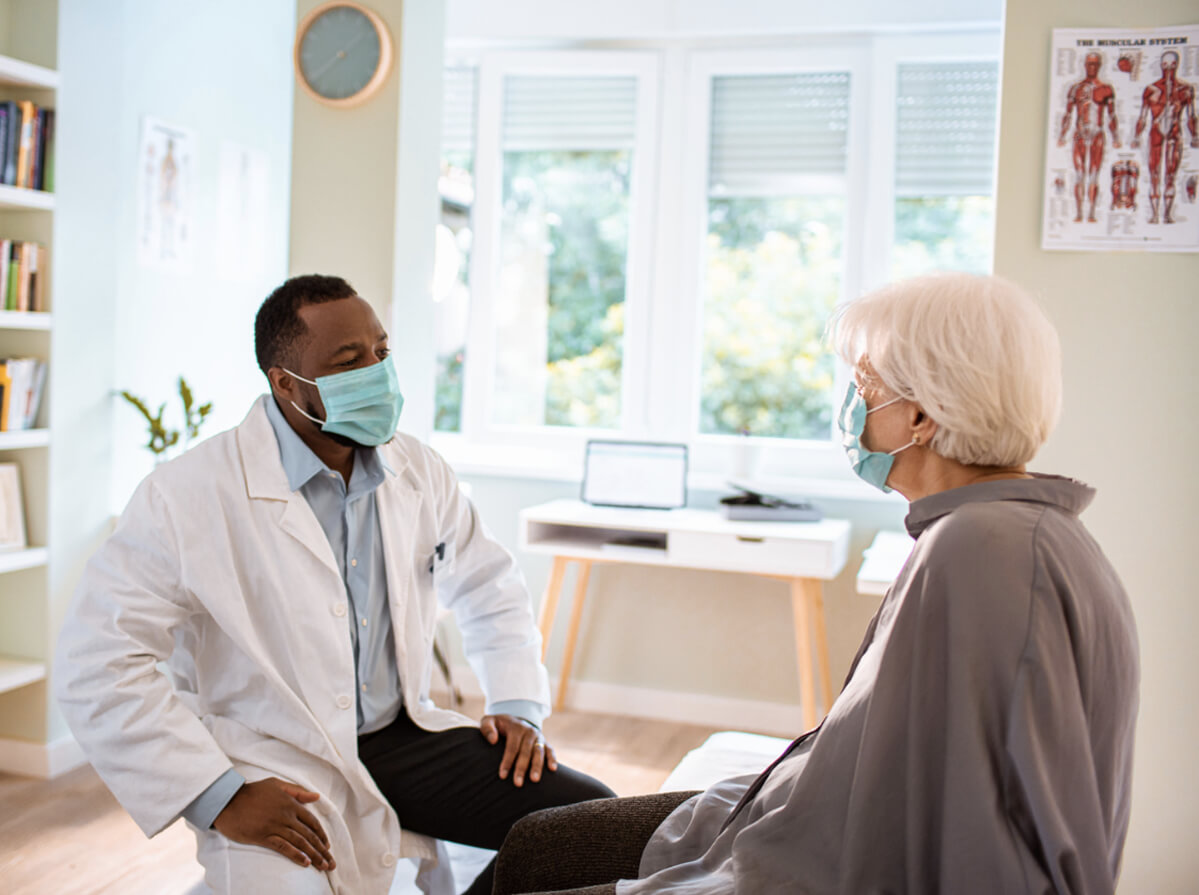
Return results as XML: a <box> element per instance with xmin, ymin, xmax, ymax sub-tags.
<box><xmin>0</xmin><ymin>357</ymin><xmax>46</xmax><ymax>430</ymax></box>
<box><xmin>0</xmin><ymin>101</ymin><xmax>54</xmax><ymax>192</ymax></box>
<box><xmin>0</xmin><ymin>240</ymin><xmax>46</xmax><ymax>311</ymax></box>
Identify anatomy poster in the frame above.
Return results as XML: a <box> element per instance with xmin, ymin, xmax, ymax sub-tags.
<box><xmin>1042</xmin><ymin>26</ymin><xmax>1199</xmax><ymax>252</ymax></box>
<box><xmin>216</xmin><ymin>141</ymin><xmax>270</xmax><ymax>282</ymax></box>
<box><xmin>137</xmin><ymin>117</ymin><xmax>195</xmax><ymax>271</ymax></box>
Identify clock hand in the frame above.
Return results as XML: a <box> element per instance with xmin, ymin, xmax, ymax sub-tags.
<box><xmin>307</xmin><ymin>49</ymin><xmax>347</xmax><ymax>83</ymax></box>
<box><xmin>306</xmin><ymin>30</ymin><xmax>372</xmax><ymax>84</ymax></box>
<box><xmin>339</xmin><ymin>29</ymin><xmax>371</xmax><ymax>56</ymax></box>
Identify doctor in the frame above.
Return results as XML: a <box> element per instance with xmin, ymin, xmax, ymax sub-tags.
<box><xmin>55</xmin><ymin>274</ymin><xmax>614</xmax><ymax>895</ymax></box>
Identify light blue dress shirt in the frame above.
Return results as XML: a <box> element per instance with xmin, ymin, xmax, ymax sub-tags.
<box><xmin>182</xmin><ymin>398</ymin><xmax>541</xmax><ymax>830</ymax></box>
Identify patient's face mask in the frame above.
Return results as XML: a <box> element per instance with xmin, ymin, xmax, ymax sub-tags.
<box><xmin>837</xmin><ymin>382</ymin><xmax>916</xmax><ymax>493</ymax></box>
<box><xmin>284</xmin><ymin>356</ymin><xmax>404</xmax><ymax>446</ymax></box>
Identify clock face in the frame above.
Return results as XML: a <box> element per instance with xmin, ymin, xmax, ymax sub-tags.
<box><xmin>298</xmin><ymin>5</ymin><xmax>384</xmax><ymax>102</ymax></box>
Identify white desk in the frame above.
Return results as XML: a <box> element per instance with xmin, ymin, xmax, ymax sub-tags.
<box><xmin>519</xmin><ymin>499</ymin><xmax>851</xmax><ymax>729</ymax></box>
<box><xmin>855</xmin><ymin>530</ymin><xmax>915</xmax><ymax>596</ymax></box>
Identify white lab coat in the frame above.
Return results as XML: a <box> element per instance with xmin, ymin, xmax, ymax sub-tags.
<box><xmin>55</xmin><ymin>396</ymin><xmax>551</xmax><ymax>894</ymax></box>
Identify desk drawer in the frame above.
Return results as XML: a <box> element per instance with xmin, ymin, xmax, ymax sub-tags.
<box><xmin>668</xmin><ymin>530</ymin><xmax>840</xmax><ymax>578</ymax></box>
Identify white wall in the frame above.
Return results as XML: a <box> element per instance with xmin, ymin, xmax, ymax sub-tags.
<box><xmin>288</xmin><ymin>0</ymin><xmax>445</xmax><ymax>444</ymax></box>
<box><xmin>107</xmin><ymin>0</ymin><xmax>296</xmax><ymax>512</ymax></box>
<box><xmin>993</xmin><ymin>2</ymin><xmax>1198</xmax><ymax>890</ymax></box>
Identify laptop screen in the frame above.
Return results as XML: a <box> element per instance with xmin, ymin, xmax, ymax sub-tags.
<box><xmin>581</xmin><ymin>441</ymin><xmax>688</xmax><ymax>509</ymax></box>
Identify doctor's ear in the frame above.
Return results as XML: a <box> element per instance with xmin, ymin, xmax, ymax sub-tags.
<box><xmin>267</xmin><ymin>368</ymin><xmax>293</xmax><ymax>396</ymax></box>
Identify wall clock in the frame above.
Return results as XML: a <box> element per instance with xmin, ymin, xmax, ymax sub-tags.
<box><xmin>294</xmin><ymin>2</ymin><xmax>394</xmax><ymax>108</ymax></box>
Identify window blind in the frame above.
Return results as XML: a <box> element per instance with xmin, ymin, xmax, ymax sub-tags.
<box><xmin>442</xmin><ymin>66</ymin><xmax>477</xmax><ymax>154</ymax></box>
<box><xmin>708</xmin><ymin>72</ymin><xmax>851</xmax><ymax>196</ymax></box>
<box><xmin>895</xmin><ymin>61</ymin><xmax>999</xmax><ymax>197</ymax></box>
<box><xmin>502</xmin><ymin>76</ymin><xmax>638</xmax><ymax>152</ymax></box>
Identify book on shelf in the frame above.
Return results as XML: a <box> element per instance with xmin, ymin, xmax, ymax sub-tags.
<box><xmin>0</xmin><ymin>358</ymin><xmax>46</xmax><ymax>431</ymax></box>
<box><xmin>0</xmin><ymin>101</ymin><xmax>18</xmax><ymax>186</ymax></box>
<box><xmin>0</xmin><ymin>100</ymin><xmax>54</xmax><ymax>192</ymax></box>
<box><xmin>14</xmin><ymin>100</ymin><xmax>34</xmax><ymax>189</ymax></box>
<box><xmin>0</xmin><ymin>106</ymin><xmax>9</xmax><ymax>185</ymax></box>
<box><xmin>0</xmin><ymin>461</ymin><xmax>27</xmax><ymax>550</ymax></box>
<box><xmin>0</xmin><ymin>239</ymin><xmax>47</xmax><ymax>312</ymax></box>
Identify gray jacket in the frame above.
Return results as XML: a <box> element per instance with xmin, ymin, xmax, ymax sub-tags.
<box><xmin>623</xmin><ymin>474</ymin><xmax>1139</xmax><ymax>895</ymax></box>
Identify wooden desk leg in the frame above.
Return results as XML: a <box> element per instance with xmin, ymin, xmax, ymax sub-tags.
<box><xmin>555</xmin><ymin>559</ymin><xmax>592</xmax><ymax>711</ymax></box>
<box><xmin>538</xmin><ymin>556</ymin><xmax>569</xmax><ymax>663</ymax></box>
<box><xmin>804</xmin><ymin>578</ymin><xmax>834</xmax><ymax>715</ymax></box>
<box><xmin>790</xmin><ymin>578</ymin><xmax>818</xmax><ymax>730</ymax></box>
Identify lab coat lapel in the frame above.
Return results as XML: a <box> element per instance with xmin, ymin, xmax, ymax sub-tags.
<box><xmin>238</xmin><ymin>397</ymin><xmax>340</xmax><ymax>578</ymax></box>
<box><xmin>231</xmin><ymin>399</ymin><xmax>357</xmax><ymax>769</ymax></box>
<box><xmin>375</xmin><ymin>454</ymin><xmax>423</xmax><ymax>691</ymax></box>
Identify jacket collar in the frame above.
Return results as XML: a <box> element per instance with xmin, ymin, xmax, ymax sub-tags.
<box><xmin>239</xmin><ymin>395</ymin><xmax>407</xmax><ymax>501</ymax></box>
<box><xmin>904</xmin><ymin>473</ymin><xmax>1096</xmax><ymax>538</ymax></box>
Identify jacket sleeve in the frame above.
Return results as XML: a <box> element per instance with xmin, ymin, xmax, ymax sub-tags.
<box><xmin>425</xmin><ymin>450</ymin><xmax>551</xmax><ymax>715</ymax></box>
<box><xmin>54</xmin><ymin>476</ymin><xmax>236</xmax><ymax>838</ymax></box>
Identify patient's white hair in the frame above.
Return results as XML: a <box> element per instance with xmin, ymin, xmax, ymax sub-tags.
<box><xmin>832</xmin><ymin>273</ymin><xmax>1062</xmax><ymax>467</ymax></box>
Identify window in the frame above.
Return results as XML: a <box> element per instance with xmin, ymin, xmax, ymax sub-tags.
<box><xmin>433</xmin><ymin>35</ymin><xmax>1000</xmax><ymax>485</ymax></box>
<box><xmin>699</xmin><ymin>72</ymin><xmax>851</xmax><ymax>441</ymax></box>
<box><xmin>493</xmin><ymin>75</ymin><xmax>638</xmax><ymax>429</ymax></box>
<box><xmin>892</xmin><ymin>61</ymin><xmax>1000</xmax><ymax>278</ymax></box>
<box><xmin>433</xmin><ymin>65</ymin><xmax>477</xmax><ymax>432</ymax></box>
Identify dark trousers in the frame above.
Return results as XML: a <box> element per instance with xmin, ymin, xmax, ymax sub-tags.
<box><xmin>358</xmin><ymin>710</ymin><xmax>616</xmax><ymax>895</ymax></box>
<box><xmin>492</xmin><ymin>790</ymin><xmax>700</xmax><ymax>895</ymax></box>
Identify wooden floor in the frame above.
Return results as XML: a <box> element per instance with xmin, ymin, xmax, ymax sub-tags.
<box><xmin>0</xmin><ymin>701</ymin><xmax>719</xmax><ymax>895</ymax></box>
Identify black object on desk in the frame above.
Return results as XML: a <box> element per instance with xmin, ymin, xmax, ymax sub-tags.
<box><xmin>719</xmin><ymin>485</ymin><xmax>823</xmax><ymax>522</ymax></box>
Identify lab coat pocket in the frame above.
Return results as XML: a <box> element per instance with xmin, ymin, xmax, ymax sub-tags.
<box><xmin>428</xmin><ymin>539</ymin><xmax>457</xmax><ymax>586</ymax></box>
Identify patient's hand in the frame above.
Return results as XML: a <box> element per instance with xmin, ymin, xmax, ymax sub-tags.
<box><xmin>480</xmin><ymin>713</ymin><xmax>558</xmax><ymax>787</ymax></box>
<box><xmin>213</xmin><ymin>777</ymin><xmax>336</xmax><ymax>872</ymax></box>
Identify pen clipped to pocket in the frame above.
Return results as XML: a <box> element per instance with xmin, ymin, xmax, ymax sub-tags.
<box><xmin>428</xmin><ymin>539</ymin><xmax>457</xmax><ymax>578</ymax></box>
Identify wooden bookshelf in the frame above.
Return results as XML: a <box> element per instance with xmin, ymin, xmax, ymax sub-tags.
<box><xmin>0</xmin><ymin>428</ymin><xmax>49</xmax><ymax>448</ymax></box>
<box><xmin>0</xmin><ymin>184</ymin><xmax>54</xmax><ymax>210</ymax></box>
<box><xmin>0</xmin><ymin>546</ymin><xmax>48</xmax><ymax>574</ymax></box>
<box><xmin>0</xmin><ymin>656</ymin><xmax>47</xmax><ymax>695</ymax></box>
<box><xmin>0</xmin><ymin>34</ymin><xmax>56</xmax><ymax>754</ymax></box>
<box><xmin>0</xmin><ymin>54</ymin><xmax>59</xmax><ymax>90</ymax></box>
<box><xmin>0</xmin><ymin>309</ymin><xmax>50</xmax><ymax>329</ymax></box>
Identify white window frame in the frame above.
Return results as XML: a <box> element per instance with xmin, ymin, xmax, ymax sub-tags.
<box><xmin>861</xmin><ymin>32</ymin><xmax>1004</xmax><ymax>293</ymax></box>
<box><xmin>439</xmin><ymin>50</ymin><xmax>661</xmax><ymax>475</ymax></box>
<box><xmin>675</xmin><ymin>45</ymin><xmax>873</xmax><ymax>490</ymax></box>
<box><xmin>432</xmin><ymin>31</ymin><xmax>1001</xmax><ymax>497</ymax></box>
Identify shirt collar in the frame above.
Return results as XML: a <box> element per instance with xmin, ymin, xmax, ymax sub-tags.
<box><xmin>904</xmin><ymin>473</ymin><xmax>1096</xmax><ymax>538</ymax></box>
<box><xmin>264</xmin><ymin>395</ymin><xmax>391</xmax><ymax>493</ymax></box>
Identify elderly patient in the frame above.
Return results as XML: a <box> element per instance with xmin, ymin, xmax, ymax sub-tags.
<box><xmin>493</xmin><ymin>273</ymin><xmax>1140</xmax><ymax>895</ymax></box>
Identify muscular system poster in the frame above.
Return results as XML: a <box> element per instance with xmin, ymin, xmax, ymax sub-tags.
<box><xmin>1042</xmin><ymin>25</ymin><xmax>1199</xmax><ymax>252</ymax></box>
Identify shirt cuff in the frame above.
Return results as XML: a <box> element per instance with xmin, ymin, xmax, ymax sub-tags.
<box><xmin>182</xmin><ymin>768</ymin><xmax>246</xmax><ymax>830</ymax></box>
<box><xmin>489</xmin><ymin>698</ymin><xmax>546</xmax><ymax>729</ymax></box>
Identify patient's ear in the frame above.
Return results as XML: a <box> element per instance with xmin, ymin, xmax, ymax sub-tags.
<box><xmin>909</xmin><ymin>405</ymin><xmax>937</xmax><ymax>445</ymax></box>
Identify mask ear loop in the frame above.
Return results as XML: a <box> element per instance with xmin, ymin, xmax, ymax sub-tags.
<box><xmin>867</xmin><ymin>393</ymin><xmax>920</xmax><ymax>456</ymax></box>
<box><xmin>281</xmin><ymin>368</ymin><xmax>327</xmax><ymax>425</ymax></box>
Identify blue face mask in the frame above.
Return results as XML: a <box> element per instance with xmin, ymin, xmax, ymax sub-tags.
<box><xmin>837</xmin><ymin>382</ymin><xmax>916</xmax><ymax>493</ymax></box>
<box><xmin>285</xmin><ymin>356</ymin><xmax>404</xmax><ymax>447</ymax></box>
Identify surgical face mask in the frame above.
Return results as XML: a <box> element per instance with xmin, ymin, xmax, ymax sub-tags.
<box><xmin>284</xmin><ymin>356</ymin><xmax>404</xmax><ymax>447</ymax></box>
<box><xmin>837</xmin><ymin>382</ymin><xmax>916</xmax><ymax>493</ymax></box>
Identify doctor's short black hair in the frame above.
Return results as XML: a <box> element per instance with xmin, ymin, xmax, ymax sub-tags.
<box><xmin>255</xmin><ymin>274</ymin><xmax>358</xmax><ymax>376</ymax></box>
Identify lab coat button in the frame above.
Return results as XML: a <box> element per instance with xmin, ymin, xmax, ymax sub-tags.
<box><xmin>382</xmin><ymin>852</ymin><xmax>396</xmax><ymax>868</ymax></box>
<box><xmin>336</xmin><ymin>694</ymin><xmax>352</xmax><ymax>710</ymax></box>
<box><xmin>333</xmin><ymin>603</ymin><xmax>347</xmax><ymax>617</ymax></box>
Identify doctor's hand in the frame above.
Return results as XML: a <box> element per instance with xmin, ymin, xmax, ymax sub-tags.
<box><xmin>212</xmin><ymin>777</ymin><xmax>336</xmax><ymax>872</ymax></box>
<box><xmin>480</xmin><ymin>713</ymin><xmax>558</xmax><ymax>787</ymax></box>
